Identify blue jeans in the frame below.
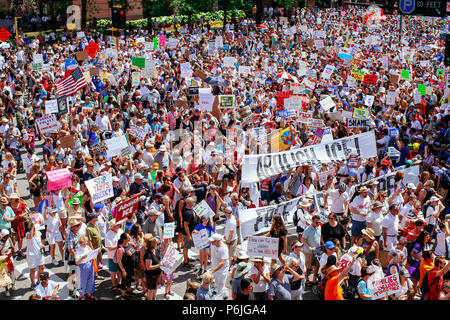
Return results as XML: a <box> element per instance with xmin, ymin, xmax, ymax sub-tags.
<box><xmin>351</xmin><ymin>220</ymin><xmax>366</xmax><ymax>237</ymax></box>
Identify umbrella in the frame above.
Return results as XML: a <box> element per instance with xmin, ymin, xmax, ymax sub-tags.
<box><xmin>337</xmin><ymin>52</ymin><xmax>353</xmax><ymax>61</ymax></box>
<box><xmin>275</xmin><ymin>71</ymin><xmax>299</xmax><ymax>83</ymax></box>
<box><xmin>204</xmin><ymin>76</ymin><xmax>229</xmax><ymax>87</ymax></box>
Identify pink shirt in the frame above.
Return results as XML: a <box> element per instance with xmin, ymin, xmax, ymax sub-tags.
<box><xmin>168</xmin><ymin>111</ymin><xmax>177</xmax><ymax>130</ymax></box>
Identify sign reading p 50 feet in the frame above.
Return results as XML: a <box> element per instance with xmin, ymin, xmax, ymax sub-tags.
<box><xmin>399</xmin><ymin>0</ymin><xmax>446</xmax><ymax>17</ymax></box>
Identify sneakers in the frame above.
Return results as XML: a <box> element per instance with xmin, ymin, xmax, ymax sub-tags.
<box><xmin>31</xmin><ymin>282</ymin><xmax>39</xmax><ymax>289</ymax></box>
<box><xmin>69</xmin><ymin>289</ymin><xmax>80</xmax><ymax>299</ymax></box>
<box><xmin>52</xmin><ymin>259</ymin><xmax>59</xmax><ymax>266</ymax></box>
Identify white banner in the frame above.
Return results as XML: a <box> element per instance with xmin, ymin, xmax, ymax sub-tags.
<box><xmin>347</xmin><ymin>118</ymin><xmax>370</xmax><ymax>129</ymax></box>
<box><xmin>241</xmin><ymin>131</ymin><xmax>377</xmax><ymax>184</ymax></box>
<box><xmin>199</xmin><ymin>93</ymin><xmax>215</xmax><ymax>112</ymax></box>
<box><xmin>247</xmin><ymin>236</ymin><xmax>279</xmax><ymax>259</ymax></box>
<box><xmin>104</xmin><ymin>135</ymin><xmax>129</xmax><ymax>158</ymax></box>
<box><xmin>45</xmin><ymin>99</ymin><xmax>58</xmax><ymax>114</ymax></box>
<box><xmin>84</xmin><ymin>174</ymin><xmax>113</xmax><ymax>204</ymax></box>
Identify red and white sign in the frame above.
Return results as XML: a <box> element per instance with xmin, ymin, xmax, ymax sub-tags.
<box><xmin>370</xmin><ymin>273</ymin><xmax>401</xmax><ymax>300</ymax></box>
<box><xmin>85</xmin><ymin>41</ymin><xmax>99</xmax><ymax>58</ymax></box>
<box><xmin>46</xmin><ymin>168</ymin><xmax>72</xmax><ymax>191</ymax></box>
<box><xmin>115</xmin><ymin>195</ymin><xmax>140</xmax><ymax>222</ymax></box>
<box><xmin>0</xmin><ymin>27</ymin><xmax>10</xmax><ymax>42</ymax></box>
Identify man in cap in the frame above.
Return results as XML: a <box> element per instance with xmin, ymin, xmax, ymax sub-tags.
<box><xmin>209</xmin><ymin>233</ymin><xmax>229</xmax><ymax>300</ymax></box>
<box><xmin>85</xmin><ymin>212</ymin><xmax>104</xmax><ymax>278</ymax></box>
<box><xmin>424</xmin><ymin>196</ymin><xmax>445</xmax><ymax>236</ymax></box>
<box><xmin>382</xmin><ymin>204</ymin><xmax>401</xmax><ymax>251</ymax></box>
<box><xmin>34</xmin><ymin>272</ymin><xmax>60</xmax><ymax>300</ymax></box>
<box><xmin>142</xmin><ymin>208</ymin><xmax>162</xmax><ymax>239</ymax></box>
<box><xmin>301</xmin><ymin>215</ymin><xmax>322</xmax><ymax>286</ymax></box>
<box><xmin>129</xmin><ymin>173</ymin><xmax>148</xmax><ymax>197</ymax></box>
<box><xmin>67</xmin><ymin>197</ymin><xmax>85</xmax><ymax>223</ymax></box>
<box><xmin>153</xmin><ymin>144</ymin><xmax>170</xmax><ymax>169</ymax></box>
<box><xmin>223</xmin><ymin>206</ymin><xmax>238</xmax><ymax>267</ymax></box>
<box><xmin>324</xmin><ymin>182</ymin><xmax>349</xmax><ymax>221</ymax></box>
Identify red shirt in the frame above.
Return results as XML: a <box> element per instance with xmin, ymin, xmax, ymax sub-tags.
<box><xmin>425</xmin><ymin>269</ymin><xmax>443</xmax><ymax>300</ymax></box>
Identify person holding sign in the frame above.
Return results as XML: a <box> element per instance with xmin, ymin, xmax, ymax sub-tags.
<box><xmin>143</xmin><ymin>235</ymin><xmax>162</xmax><ymax>300</ymax></box>
<box><xmin>193</xmin><ymin>213</ymin><xmax>215</xmax><ymax>276</ymax></box>
<box><xmin>324</xmin><ymin>254</ymin><xmax>357</xmax><ymax>300</ymax></box>
<box><xmin>209</xmin><ymin>233</ymin><xmax>229</xmax><ymax>300</ymax></box>
<box><xmin>74</xmin><ymin>236</ymin><xmax>97</xmax><ymax>300</ymax></box>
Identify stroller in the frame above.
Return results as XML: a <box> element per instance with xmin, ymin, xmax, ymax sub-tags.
<box><xmin>311</xmin><ymin>246</ymin><xmax>325</xmax><ymax>297</ymax></box>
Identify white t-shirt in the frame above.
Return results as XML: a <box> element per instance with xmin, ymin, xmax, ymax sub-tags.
<box><xmin>435</xmin><ymin>231</ymin><xmax>449</xmax><ymax>257</ymax></box>
<box><xmin>382</xmin><ymin>213</ymin><xmax>399</xmax><ymax>250</ymax></box>
<box><xmin>399</xmin><ymin>202</ymin><xmax>413</xmax><ymax>229</ymax></box>
<box><xmin>44</xmin><ymin>213</ymin><xmax>60</xmax><ymax>234</ymax></box>
<box><xmin>211</xmin><ymin>243</ymin><xmax>229</xmax><ymax>274</ymax></box>
<box><xmin>224</xmin><ymin>216</ymin><xmax>237</xmax><ymax>241</ymax></box>
<box><xmin>249</xmin><ymin>264</ymin><xmax>270</xmax><ymax>293</ymax></box>
<box><xmin>350</xmin><ymin>195</ymin><xmax>371</xmax><ymax>222</ymax></box>
<box><xmin>366</xmin><ymin>211</ymin><xmax>384</xmax><ymax>237</ymax></box>
<box><xmin>327</xmin><ymin>189</ymin><xmax>349</xmax><ymax>213</ymax></box>
<box><xmin>105</xmin><ymin>229</ymin><xmax>124</xmax><ymax>259</ymax></box>
<box><xmin>425</xmin><ymin>206</ymin><xmax>437</xmax><ymax>226</ymax></box>
<box><xmin>26</xmin><ymin>230</ymin><xmax>42</xmax><ymax>256</ymax></box>
<box><xmin>319</xmin><ymin>252</ymin><xmax>337</xmax><ymax>277</ymax></box>
<box><xmin>35</xmin><ymin>280</ymin><xmax>58</xmax><ymax>299</ymax></box>
<box><xmin>75</xmin><ymin>244</ymin><xmax>92</xmax><ymax>265</ymax></box>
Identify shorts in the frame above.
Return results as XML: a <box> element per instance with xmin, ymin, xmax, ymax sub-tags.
<box><xmin>351</xmin><ymin>220</ymin><xmax>366</xmax><ymax>237</ymax></box>
<box><xmin>227</xmin><ymin>239</ymin><xmax>238</xmax><ymax>260</ymax></box>
<box><xmin>182</xmin><ymin>234</ymin><xmax>194</xmax><ymax>249</ymax></box>
<box><xmin>27</xmin><ymin>253</ymin><xmax>45</xmax><ymax>270</ymax></box>
<box><xmin>58</xmin><ymin>209</ymin><xmax>67</xmax><ymax>219</ymax></box>
<box><xmin>145</xmin><ymin>272</ymin><xmax>161</xmax><ymax>290</ymax></box>
<box><xmin>46</xmin><ymin>231</ymin><xmax>63</xmax><ymax>245</ymax></box>
<box><xmin>199</xmin><ymin>247</ymin><xmax>210</xmax><ymax>254</ymax></box>
<box><xmin>304</xmin><ymin>253</ymin><xmax>319</xmax><ymax>269</ymax></box>
<box><xmin>261</xmin><ymin>191</ymin><xmax>270</xmax><ymax>201</ymax></box>
<box><xmin>108</xmin><ymin>259</ymin><xmax>119</xmax><ymax>273</ymax></box>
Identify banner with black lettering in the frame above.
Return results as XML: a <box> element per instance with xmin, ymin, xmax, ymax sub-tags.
<box><xmin>241</xmin><ymin>131</ymin><xmax>377</xmax><ymax>184</ymax></box>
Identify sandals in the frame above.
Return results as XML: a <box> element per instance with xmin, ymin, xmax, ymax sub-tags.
<box><xmin>86</xmin><ymin>294</ymin><xmax>98</xmax><ymax>300</ymax></box>
<box><xmin>168</xmin><ymin>291</ymin><xmax>174</xmax><ymax>296</ymax></box>
<box><xmin>112</xmin><ymin>286</ymin><xmax>121</xmax><ymax>293</ymax></box>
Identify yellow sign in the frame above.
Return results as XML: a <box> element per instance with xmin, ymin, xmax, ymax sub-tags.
<box><xmin>351</xmin><ymin>69</ymin><xmax>364</xmax><ymax>81</ymax></box>
<box><xmin>270</xmin><ymin>128</ymin><xmax>295</xmax><ymax>152</ymax></box>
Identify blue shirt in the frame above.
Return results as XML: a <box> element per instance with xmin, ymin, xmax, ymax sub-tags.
<box><xmin>357</xmin><ymin>278</ymin><xmax>371</xmax><ymax>300</ymax></box>
<box><xmin>193</xmin><ymin>224</ymin><xmax>215</xmax><ymax>249</ymax></box>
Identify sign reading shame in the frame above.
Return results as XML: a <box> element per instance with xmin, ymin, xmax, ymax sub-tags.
<box><xmin>347</xmin><ymin>118</ymin><xmax>370</xmax><ymax>129</ymax></box>
<box><xmin>241</xmin><ymin>131</ymin><xmax>377</xmax><ymax>184</ymax></box>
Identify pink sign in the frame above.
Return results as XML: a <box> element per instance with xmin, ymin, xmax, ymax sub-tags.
<box><xmin>46</xmin><ymin>168</ymin><xmax>72</xmax><ymax>191</ymax></box>
<box><xmin>159</xmin><ymin>35</ymin><xmax>166</xmax><ymax>47</ymax></box>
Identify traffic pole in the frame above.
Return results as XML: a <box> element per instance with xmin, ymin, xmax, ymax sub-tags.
<box><xmin>399</xmin><ymin>15</ymin><xmax>403</xmax><ymax>42</ymax></box>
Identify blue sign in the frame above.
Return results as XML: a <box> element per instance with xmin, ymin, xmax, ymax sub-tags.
<box><xmin>276</xmin><ymin>110</ymin><xmax>296</xmax><ymax>118</ymax></box>
<box><xmin>222</xmin><ymin>45</ymin><xmax>229</xmax><ymax>50</ymax></box>
<box><xmin>399</xmin><ymin>0</ymin><xmax>415</xmax><ymax>14</ymax></box>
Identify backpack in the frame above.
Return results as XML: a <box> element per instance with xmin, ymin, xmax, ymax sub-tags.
<box><xmin>420</xmin><ymin>270</ymin><xmax>439</xmax><ymax>296</ymax></box>
<box><xmin>440</xmin><ymin>168</ymin><xmax>450</xmax><ymax>189</ymax></box>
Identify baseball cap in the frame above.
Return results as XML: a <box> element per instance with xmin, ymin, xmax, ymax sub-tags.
<box><xmin>94</xmin><ymin>203</ymin><xmax>105</xmax><ymax>212</ymax></box>
<box><xmin>406</xmin><ymin>183</ymin><xmax>416</xmax><ymax>190</ymax></box>
<box><xmin>325</xmin><ymin>241</ymin><xmax>335</xmax><ymax>249</ymax></box>
<box><xmin>430</xmin><ymin>196</ymin><xmax>439</xmax><ymax>202</ymax></box>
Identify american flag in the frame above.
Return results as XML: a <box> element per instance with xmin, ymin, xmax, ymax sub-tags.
<box><xmin>56</xmin><ymin>67</ymin><xmax>87</xmax><ymax>96</ymax></box>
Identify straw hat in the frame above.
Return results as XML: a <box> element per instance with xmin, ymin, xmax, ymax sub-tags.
<box><xmin>359</xmin><ymin>186</ymin><xmax>369</xmax><ymax>193</ymax></box>
<box><xmin>8</xmin><ymin>193</ymin><xmax>19</xmax><ymax>200</ymax></box>
<box><xmin>270</xmin><ymin>263</ymin><xmax>283</xmax><ymax>276</ymax></box>
<box><xmin>209</xmin><ymin>233</ymin><xmax>223</xmax><ymax>242</ymax></box>
<box><xmin>234</xmin><ymin>262</ymin><xmax>252</xmax><ymax>278</ymax></box>
<box><xmin>69</xmin><ymin>219</ymin><xmax>82</xmax><ymax>227</ymax></box>
<box><xmin>361</xmin><ymin>228</ymin><xmax>375</xmax><ymax>240</ymax></box>
<box><xmin>71</xmin><ymin>197</ymin><xmax>80</xmax><ymax>205</ymax></box>
<box><xmin>372</xmin><ymin>201</ymin><xmax>383</xmax><ymax>209</ymax></box>
<box><xmin>0</xmin><ymin>197</ymin><xmax>8</xmax><ymax>205</ymax></box>
<box><xmin>326</xmin><ymin>265</ymin><xmax>340</xmax><ymax>276</ymax></box>
<box><xmin>109</xmin><ymin>219</ymin><xmax>121</xmax><ymax>227</ymax></box>
<box><xmin>299</xmin><ymin>199</ymin><xmax>312</xmax><ymax>207</ymax></box>
<box><xmin>250</xmin><ymin>257</ymin><xmax>264</xmax><ymax>263</ymax></box>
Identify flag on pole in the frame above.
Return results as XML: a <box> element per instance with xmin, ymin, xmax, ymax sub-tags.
<box><xmin>65</xmin><ymin>58</ymin><xmax>77</xmax><ymax>70</ymax></box>
<box><xmin>56</xmin><ymin>67</ymin><xmax>87</xmax><ymax>96</ymax></box>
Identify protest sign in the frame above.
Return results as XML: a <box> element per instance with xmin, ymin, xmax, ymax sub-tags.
<box><xmin>338</xmin><ymin>253</ymin><xmax>354</xmax><ymax>273</ymax></box>
<box><xmin>104</xmin><ymin>135</ymin><xmax>128</xmax><ymax>158</ymax></box>
<box><xmin>363</xmin><ymin>74</ymin><xmax>378</xmax><ymax>85</ymax></box>
<box><xmin>163</xmin><ymin>222</ymin><xmax>175</xmax><ymax>239</ymax></box>
<box><xmin>276</xmin><ymin>110</ymin><xmax>296</xmax><ymax>118</ymax></box>
<box><xmin>386</xmin><ymin>91</ymin><xmax>399</xmax><ymax>105</ymax></box>
<box><xmin>91</xmin><ymin>141</ymin><xmax>108</xmax><ymax>155</ymax></box>
<box><xmin>319</xmin><ymin>96</ymin><xmax>336</xmax><ymax>111</ymax></box>
<box><xmin>45</xmin><ymin>99</ymin><xmax>58</xmax><ymax>114</ymax></box>
<box><xmin>194</xmin><ymin>69</ymin><xmax>207</xmax><ymax>80</ymax></box>
<box><xmin>347</xmin><ymin>118</ymin><xmax>370</xmax><ymax>129</ymax></box>
<box><xmin>46</xmin><ymin>169</ymin><xmax>72</xmax><ymax>191</ymax></box>
<box><xmin>321</xmin><ymin>127</ymin><xmax>334</xmax><ymax>144</ymax></box>
<box><xmin>115</xmin><ymin>195</ymin><xmax>140</xmax><ymax>222</ymax></box>
<box><xmin>223</xmin><ymin>57</ymin><xmax>236</xmax><ymax>68</ymax></box>
<box><xmin>129</xmin><ymin>124</ymin><xmax>147</xmax><ymax>141</ymax></box>
<box><xmin>85</xmin><ymin>174</ymin><xmax>113</xmax><ymax>204</ymax></box>
<box><xmin>370</xmin><ymin>273</ymin><xmax>401</xmax><ymax>300</ymax></box>
<box><xmin>321</xmin><ymin>65</ymin><xmax>335</xmax><ymax>79</ymax></box>
<box><xmin>167</xmin><ymin>38</ymin><xmax>178</xmax><ymax>49</ymax></box>
<box><xmin>238</xmin><ymin>66</ymin><xmax>251</xmax><ymax>76</ymax></box>
<box><xmin>160</xmin><ymin>245</ymin><xmax>183</xmax><ymax>275</ymax></box>
<box><xmin>218</xmin><ymin>95</ymin><xmax>235</xmax><ymax>108</ymax></box>
<box><xmin>56</xmin><ymin>95</ymin><xmax>68</xmax><ymax>116</ymax></box>
<box><xmin>247</xmin><ymin>236</ymin><xmax>279</xmax><ymax>259</ymax></box>
<box><xmin>318</xmin><ymin>168</ymin><xmax>336</xmax><ymax>186</ymax></box>
<box><xmin>290</xmin><ymin>83</ymin><xmax>306</xmax><ymax>94</ymax></box>
<box><xmin>75</xmin><ymin>50</ymin><xmax>89</xmax><ymax>62</ymax></box>
<box><xmin>60</xmin><ymin>135</ymin><xmax>75</xmax><ymax>149</ymax></box>
<box><xmin>85</xmin><ymin>41</ymin><xmax>99</xmax><ymax>58</ymax></box>
<box><xmin>351</xmin><ymin>69</ymin><xmax>364</xmax><ymax>81</ymax></box>
<box><xmin>307</xmin><ymin>118</ymin><xmax>325</xmax><ymax>129</ymax></box>
<box><xmin>192</xmin><ymin>228</ymin><xmax>210</xmax><ymax>250</ymax></box>
<box><xmin>193</xmin><ymin>200</ymin><xmax>215</xmax><ymax>219</ymax></box>
<box><xmin>241</xmin><ymin>131</ymin><xmax>377</xmax><ymax>184</ymax></box>
<box><xmin>188</xmin><ymin>86</ymin><xmax>199</xmax><ymax>96</ymax></box>
<box><xmin>283</xmin><ymin>96</ymin><xmax>302</xmax><ymax>110</ymax></box>
<box><xmin>199</xmin><ymin>93</ymin><xmax>215</xmax><ymax>112</ymax></box>
<box><xmin>132</xmin><ymin>57</ymin><xmax>146</xmax><ymax>68</ymax></box>
<box><xmin>353</xmin><ymin>108</ymin><xmax>369</xmax><ymax>119</ymax></box>
<box><xmin>297</xmin><ymin>111</ymin><xmax>313</xmax><ymax>123</ymax></box>
<box><xmin>389</xmin><ymin>128</ymin><xmax>400</xmax><ymax>138</ymax></box>
<box><xmin>36</xmin><ymin>115</ymin><xmax>61</xmax><ymax>134</ymax></box>
<box><xmin>364</xmin><ymin>95</ymin><xmax>375</xmax><ymax>107</ymax></box>
<box><xmin>270</xmin><ymin>128</ymin><xmax>295</xmax><ymax>152</ymax></box>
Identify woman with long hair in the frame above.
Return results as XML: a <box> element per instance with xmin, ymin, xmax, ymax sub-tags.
<box><xmin>128</xmin><ymin>224</ymin><xmax>145</xmax><ymax>292</ymax></box>
<box><xmin>143</xmin><ymin>234</ymin><xmax>161</xmax><ymax>300</ymax></box>
<box><xmin>115</xmin><ymin>232</ymin><xmax>136</xmax><ymax>300</ymax></box>
<box><xmin>266</xmin><ymin>214</ymin><xmax>288</xmax><ymax>266</ymax></box>
<box><xmin>28</xmin><ymin>163</ymin><xmax>44</xmax><ymax>209</ymax></box>
<box><xmin>408</xmin><ymin>231</ymin><xmax>432</xmax><ymax>295</ymax></box>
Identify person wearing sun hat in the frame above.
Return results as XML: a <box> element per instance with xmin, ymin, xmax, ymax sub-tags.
<box><xmin>231</xmin><ymin>261</ymin><xmax>252</xmax><ymax>299</ymax></box>
<box><xmin>349</xmin><ymin>185</ymin><xmax>371</xmax><ymax>246</ymax></box>
<box><xmin>105</xmin><ymin>218</ymin><xmax>124</xmax><ymax>294</ymax></box>
<box><xmin>248</xmin><ymin>256</ymin><xmax>270</xmax><ymax>300</ymax></box>
<box><xmin>358</xmin><ymin>228</ymin><xmax>379</xmax><ymax>266</ymax></box>
<box><xmin>366</xmin><ymin>200</ymin><xmax>384</xmax><ymax>244</ymax></box>
<box><xmin>209</xmin><ymin>233</ymin><xmax>229</xmax><ymax>300</ymax></box>
<box><xmin>267</xmin><ymin>262</ymin><xmax>302</xmax><ymax>300</ymax></box>
<box><xmin>324</xmin><ymin>253</ymin><xmax>357</xmax><ymax>300</ymax></box>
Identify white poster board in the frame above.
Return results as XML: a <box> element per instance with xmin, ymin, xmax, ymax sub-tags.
<box><xmin>160</xmin><ymin>245</ymin><xmax>183</xmax><ymax>274</ymax></box>
<box><xmin>163</xmin><ymin>222</ymin><xmax>175</xmax><ymax>239</ymax></box>
<box><xmin>247</xmin><ymin>236</ymin><xmax>279</xmax><ymax>259</ymax></box>
<box><xmin>193</xmin><ymin>200</ymin><xmax>215</xmax><ymax>218</ymax></box>
<box><xmin>192</xmin><ymin>228</ymin><xmax>210</xmax><ymax>250</ymax></box>
<box><xmin>84</xmin><ymin>174</ymin><xmax>114</xmax><ymax>204</ymax></box>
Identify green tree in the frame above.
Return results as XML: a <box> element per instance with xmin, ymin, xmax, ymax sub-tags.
<box><xmin>172</xmin><ymin>0</ymin><xmax>214</xmax><ymax>27</ymax></box>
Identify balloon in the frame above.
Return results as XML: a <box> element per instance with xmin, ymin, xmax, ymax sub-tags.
<box><xmin>413</xmin><ymin>143</ymin><xmax>420</xmax><ymax>151</ymax></box>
